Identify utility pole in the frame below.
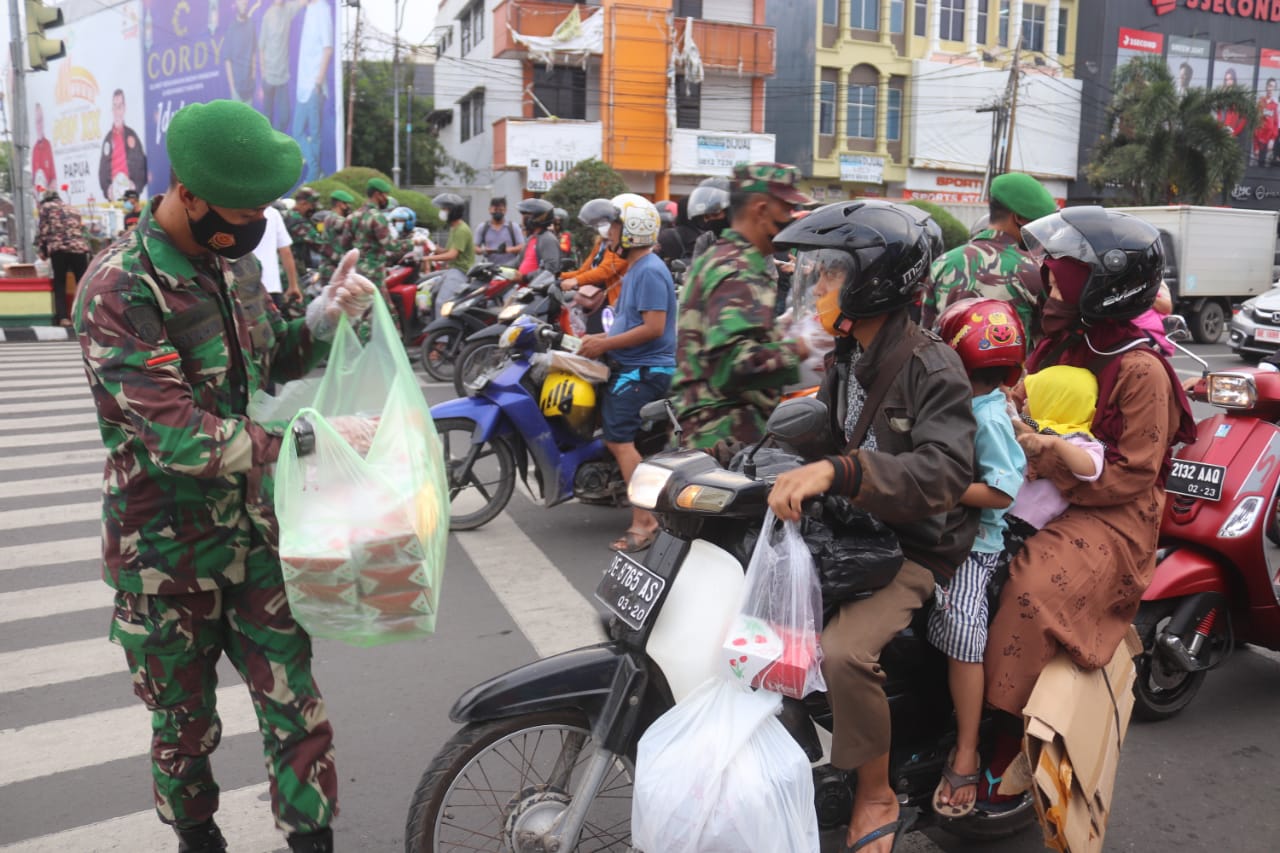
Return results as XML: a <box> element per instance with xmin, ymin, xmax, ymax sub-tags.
<box><xmin>1002</xmin><ymin>39</ymin><xmax>1023</xmax><ymax>174</ymax></box>
<box><xmin>391</xmin><ymin>0</ymin><xmax>401</xmax><ymax>186</ymax></box>
<box><xmin>8</xmin><ymin>0</ymin><xmax>30</xmax><ymax>260</ymax></box>
<box><xmin>405</xmin><ymin>80</ymin><xmax>413</xmax><ymax>187</ymax></box>
<box><xmin>344</xmin><ymin>2</ymin><xmax>362</xmax><ymax>169</ymax></box>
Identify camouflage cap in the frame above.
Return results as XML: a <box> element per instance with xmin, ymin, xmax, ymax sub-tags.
<box><xmin>990</xmin><ymin>172</ymin><xmax>1057</xmax><ymax>222</ymax></box>
<box><xmin>731</xmin><ymin>162</ymin><xmax>814</xmax><ymax>205</ymax></box>
<box><xmin>294</xmin><ymin>186</ymin><xmax>318</xmax><ymax>202</ymax></box>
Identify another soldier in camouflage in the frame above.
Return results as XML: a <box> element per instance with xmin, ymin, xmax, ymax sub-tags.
<box><xmin>672</xmin><ymin>162</ymin><xmax>813</xmax><ymax>457</ymax></box>
<box><xmin>286</xmin><ymin>185</ymin><xmax>323</xmax><ymax>272</ymax></box>
<box><xmin>342</xmin><ymin>177</ymin><xmax>414</xmax><ymax>336</ymax></box>
<box><xmin>73</xmin><ymin>100</ymin><xmax>374</xmax><ymax>853</ymax></box>
<box><xmin>920</xmin><ymin>172</ymin><xmax>1059</xmax><ymax>339</ymax></box>
<box><xmin>36</xmin><ymin>189</ymin><xmax>91</xmax><ymax>326</ymax></box>
<box><xmin>315</xmin><ymin>189</ymin><xmax>356</xmax><ymax>284</ymax></box>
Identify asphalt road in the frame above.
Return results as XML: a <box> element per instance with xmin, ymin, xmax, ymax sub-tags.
<box><xmin>0</xmin><ymin>338</ymin><xmax>1276</xmax><ymax>853</ymax></box>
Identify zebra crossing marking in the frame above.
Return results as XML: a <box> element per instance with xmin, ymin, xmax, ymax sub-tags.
<box><xmin>0</xmin><ymin>638</ymin><xmax>123</xmax><ymax>693</ymax></box>
<box><xmin>0</xmin><ymin>501</ymin><xmax>100</xmax><ymax>532</ymax></box>
<box><xmin>0</xmin><ymin>581</ymin><xmax>110</xmax><ymax>624</ymax></box>
<box><xmin>0</xmin><ymin>537</ymin><xmax>100</xmax><ymax>572</ymax></box>
<box><xmin>2</xmin><ymin>472</ymin><xmax>102</xmax><ymax>499</ymax></box>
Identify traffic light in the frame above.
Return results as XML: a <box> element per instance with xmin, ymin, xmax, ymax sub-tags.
<box><xmin>26</xmin><ymin>0</ymin><xmax>66</xmax><ymax>72</ymax></box>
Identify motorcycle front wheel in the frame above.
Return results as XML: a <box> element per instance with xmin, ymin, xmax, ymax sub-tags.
<box><xmin>404</xmin><ymin>711</ymin><xmax>634</xmax><ymax>853</ymax></box>
<box><xmin>435</xmin><ymin>417</ymin><xmax>516</xmax><ymax>530</ymax></box>
<box><xmin>1132</xmin><ymin>600</ymin><xmax>1208</xmax><ymax>721</ymax></box>
<box><xmin>420</xmin><ymin>327</ymin><xmax>464</xmax><ymax>382</ymax></box>
<box><xmin>453</xmin><ymin>341</ymin><xmax>506</xmax><ymax>397</ymax></box>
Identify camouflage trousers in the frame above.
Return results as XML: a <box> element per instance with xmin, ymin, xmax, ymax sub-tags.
<box><xmin>677</xmin><ymin>405</ymin><xmax>767</xmax><ymax>464</ymax></box>
<box><xmin>108</xmin><ymin>554</ymin><xmax>337</xmax><ymax>834</ymax></box>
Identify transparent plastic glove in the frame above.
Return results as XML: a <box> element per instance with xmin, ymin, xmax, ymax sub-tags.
<box><xmin>328</xmin><ymin>414</ymin><xmax>380</xmax><ymax>457</ymax></box>
<box><xmin>306</xmin><ymin>250</ymin><xmax>376</xmax><ymax>340</ymax></box>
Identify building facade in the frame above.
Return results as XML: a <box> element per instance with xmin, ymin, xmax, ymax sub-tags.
<box><xmin>430</xmin><ymin>0</ymin><xmax>776</xmax><ymax>203</ymax></box>
<box><xmin>767</xmin><ymin>0</ymin><xmax>1081</xmax><ymax>208</ymax></box>
<box><xmin>1071</xmin><ymin>0</ymin><xmax>1280</xmax><ymax>211</ymax></box>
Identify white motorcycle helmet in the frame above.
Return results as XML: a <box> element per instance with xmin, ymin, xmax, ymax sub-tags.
<box><xmin>609</xmin><ymin>193</ymin><xmax>660</xmax><ymax>250</ymax></box>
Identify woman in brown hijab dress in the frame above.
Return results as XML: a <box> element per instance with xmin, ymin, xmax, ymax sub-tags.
<box><xmin>981</xmin><ymin>208</ymin><xmax>1196</xmax><ymax>800</ymax></box>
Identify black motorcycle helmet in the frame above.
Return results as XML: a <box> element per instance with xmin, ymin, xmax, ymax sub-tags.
<box><xmin>517</xmin><ymin>198</ymin><xmax>554</xmax><ymax>230</ymax></box>
<box><xmin>687</xmin><ymin>183</ymin><xmax>730</xmax><ymax>223</ymax></box>
<box><xmin>578</xmin><ymin>197</ymin><xmax>620</xmax><ymax>226</ymax></box>
<box><xmin>432</xmin><ymin>192</ymin><xmax>466</xmax><ymax>222</ymax></box>
<box><xmin>774</xmin><ymin>200</ymin><xmax>932</xmax><ymax>319</ymax></box>
<box><xmin>902</xmin><ymin>205</ymin><xmax>945</xmax><ymax>265</ymax></box>
<box><xmin>1021</xmin><ymin>206</ymin><xmax>1162</xmax><ymax>322</ymax></box>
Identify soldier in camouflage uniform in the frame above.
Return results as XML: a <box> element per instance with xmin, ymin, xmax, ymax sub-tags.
<box><xmin>285</xmin><ymin>186</ymin><xmax>323</xmax><ymax>273</ymax></box>
<box><xmin>919</xmin><ymin>172</ymin><xmax>1058</xmax><ymax>340</ymax></box>
<box><xmin>672</xmin><ymin>162</ymin><xmax>813</xmax><ymax>457</ymax></box>
<box><xmin>341</xmin><ymin>178</ymin><xmax>414</xmax><ymax>338</ymax></box>
<box><xmin>314</xmin><ymin>189</ymin><xmax>356</xmax><ymax>285</ymax></box>
<box><xmin>36</xmin><ymin>189</ymin><xmax>91</xmax><ymax>325</ymax></box>
<box><xmin>73</xmin><ymin>100</ymin><xmax>375</xmax><ymax>853</ymax></box>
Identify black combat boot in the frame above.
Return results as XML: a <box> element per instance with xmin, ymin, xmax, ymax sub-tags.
<box><xmin>174</xmin><ymin>819</ymin><xmax>227</xmax><ymax>853</ymax></box>
<box><xmin>287</xmin><ymin>827</ymin><xmax>334</xmax><ymax>853</ymax></box>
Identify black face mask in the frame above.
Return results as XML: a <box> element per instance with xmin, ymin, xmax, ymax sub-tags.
<box><xmin>376</xmin><ymin>195</ymin><xmax>389</xmax><ymax>211</ymax></box>
<box><xmin>491</xmin><ymin>211</ymin><xmax>504</xmax><ymax>222</ymax></box>
<box><xmin>188</xmin><ymin>206</ymin><xmax>267</xmax><ymax>259</ymax></box>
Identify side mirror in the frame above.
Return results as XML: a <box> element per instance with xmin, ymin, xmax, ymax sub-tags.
<box><xmin>1163</xmin><ymin>314</ymin><xmax>1192</xmax><ymax>343</ymax></box>
<box><xmin>639</xmin><ymin>400</ymin><xmax>669</xmax><ymax>421</ymax></box>
<box><xmin>766</xmin><ymin>397</ymin><xmax>832</xmax><ymax>460</ymax></box>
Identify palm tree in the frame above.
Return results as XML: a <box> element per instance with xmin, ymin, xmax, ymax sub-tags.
<box><xmin>1086</xmin><ymin>56</ymin><xmax>1258</xmax><ymax>205</ymax></box>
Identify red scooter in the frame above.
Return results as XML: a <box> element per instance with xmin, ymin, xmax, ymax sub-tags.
<box><xmin>1140</xmin><ymin>319</ymin><xmax>1280</xmax><ymax>720</ymax></box>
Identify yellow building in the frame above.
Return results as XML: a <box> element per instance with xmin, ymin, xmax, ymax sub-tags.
<box><xmin>768</xmin><ymin>0</ymin><xmax>1079</xmax><ymax>206</ymax></box>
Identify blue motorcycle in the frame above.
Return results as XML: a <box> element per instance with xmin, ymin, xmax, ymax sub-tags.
<box><xmin>429</xmin><ymin>316</ymin><xmax>667</xmax><ymax>530</ymax></box>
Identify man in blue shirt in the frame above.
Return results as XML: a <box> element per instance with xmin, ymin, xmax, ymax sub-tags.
<box><xmin>579</xmin><ymin>194</ymin><xmax>676</xmax><ymax>553</ymax></box>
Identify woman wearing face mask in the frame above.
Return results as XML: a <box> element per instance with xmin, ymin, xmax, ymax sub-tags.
<box><xmin>978</xmin><ymin>207</ymin><xmax>1196</xmax><ymax>809</ymax></box>
<box><xmin>561</xmin><ymin>198</ymin><xmax>630</xmax><ymax>335</ymax></box>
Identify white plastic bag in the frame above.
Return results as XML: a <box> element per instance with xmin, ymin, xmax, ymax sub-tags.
<box><xmin>632</xmin><ymin>678</ymin><xmax>819</xmax><ymax>853</ymax></box>
<box><xmin>721</xmin><ymin>511</ymin><xmax>826</xmax><ymax>699</ymax></box>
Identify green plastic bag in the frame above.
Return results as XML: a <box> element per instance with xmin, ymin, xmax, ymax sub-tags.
<box><xmin>275</xmin><ymin>298</ymin><xmax>448</xmax><ymax>646</ymax></box>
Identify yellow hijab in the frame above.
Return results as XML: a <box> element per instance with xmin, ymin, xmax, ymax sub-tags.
<box><xmin>1025</xmin><ymin>365</ymin><xmax>1098</xmax><ymax>437</ymax></box>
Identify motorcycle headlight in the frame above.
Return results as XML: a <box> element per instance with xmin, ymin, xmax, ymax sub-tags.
<box><xmin>1207</xmin><ymin>373</ymin><xmax>1257</xmax><ymax>409</ymax></box>
<box><xmin>440</xmin><ymin>300</ymin><xmax>455</xmax><ymax>317</ymax></box>
<box><xmin>674</xmin><ymin>484</ymin><xmax>735</xmax><ymax>512</ymax></box>
<box><xmin>499</xmin><ymin>303</ymin><xmax>524</xmax><ymax>322</ymax></box>
<box><xmin>628</xmin><ymin>464</ymin><xmax>674</xmax><ymax>510</ymax></box>
<box><xmin>1219</xmin><ymin>496</ymin><xmax>1264</xmax><ymax>538</ymax></box>
<box><xmin>500</xmin><ymin>324</ymin><xmax>523</xmax><ymax>349</ymax></box>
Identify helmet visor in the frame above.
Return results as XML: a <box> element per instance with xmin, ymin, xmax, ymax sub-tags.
<box><xmin>791</xmin><ymin>249</ymin><xmax>858</xmax><ymax>320</ymax></box>
<box><xmin>1021</xmin><ymin>212</ymin><xmax>1100</xmax><ymax>268</ymax></box>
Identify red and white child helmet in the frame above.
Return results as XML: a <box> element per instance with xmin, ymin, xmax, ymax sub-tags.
<box><xmin>937</xmin><ymin>298</ymin><xmax>1026</xmax><ymax>387</ymax></box>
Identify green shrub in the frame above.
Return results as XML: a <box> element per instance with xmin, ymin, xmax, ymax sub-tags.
<box><xmin>543</xmin><ymin>158</ymin><xmax>629</xmax><ymax>260</ymax></box>
<box><xmin>328</xmin><ymin>166</ymin><xmax>390</xmax><ymax>196</ymax></box>
<box><xmin>904</xmin><ymin>200</ymin><xmax>970</xmax><ymax>250</ymax></box>
<box><xmin>314</xmin><ymin>169</ymin><xmax>439</xmax><ymax>225</ymax></box>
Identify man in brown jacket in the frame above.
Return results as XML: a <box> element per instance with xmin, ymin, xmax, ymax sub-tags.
<box><xmin>769</xmin><ymin>200</ymin><xmax>977</xmax><ymax>853</ymax></box>
<box><xmin>36</xmin><ymin>189</ymin><xmax>91</xmax><ymax>326</ymax></box>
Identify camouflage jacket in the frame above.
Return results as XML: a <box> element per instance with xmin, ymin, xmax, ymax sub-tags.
<box><xmin>920</xmin><ymin>229</ymin><xmax>1046</xmax><ymax>340</ymax></box>
<box><xmin>37</xmin><ymin>200</ymin><xmax>90</xmax><ymax>255</ymax></box>
<box><xmin>340</xmin><ymin>203</ymin><xmax>414</xmax><ymax>287</ymax></box>
<box><xmin>315</xmin><ymin>213</ymin><xmax>348</xmax><ymax>281</ymax></box>
<box><xmin>73</xmin><ymin>198</ymin><xmax>329</xmax><ymax>595</ymax></box>
<box><xmin>672</xmin><ymin>229</ymin><xmax>801</xmax><ymax>452</ymax></box>
<box><xmin>284</xmin><ymin>209</ymin><xmax>321</xmax><ymax>270</ymax></box>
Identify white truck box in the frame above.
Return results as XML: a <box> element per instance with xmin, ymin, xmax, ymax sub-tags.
<box><xmin>1112</xmin><ymin>205</ymin><xmax>1279</xmax><ymax>343</ymax></box>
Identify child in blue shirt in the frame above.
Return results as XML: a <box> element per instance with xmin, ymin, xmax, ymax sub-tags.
<box><xmin>930</xmin><ymin>299</ymin><xmax>1028</xmax><ymax>819</ymax></box>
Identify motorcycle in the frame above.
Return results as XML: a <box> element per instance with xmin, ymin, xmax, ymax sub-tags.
<box><xmin>427</xmin><ymin>316</ymin><xmax>667</xmax><ymax>531</ymax></box>
<box><xmin>418</xmin><ymin>264</ymin><xmax>518</xmax><ymax>383</ymax></box>
<box><xmin>451</xmin><ymin>271</ymin><xmax>572</xmax><ymax>397</ymax></box>
<box><xmin>1140</xmin><ymin>317</ymin><xmax>1280</xmax><ymax>720</ymax></box>
<box><xmin>404</xmin><ymin>398</ymin><xmax>1036</xmax><ymax>851</ymax></box>
<box><xmin>386</xmin><ymin>255</ymin><xmax>426</xmax><ymax>341</ymax></box>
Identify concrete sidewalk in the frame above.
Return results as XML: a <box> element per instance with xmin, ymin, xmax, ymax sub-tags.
<box><xmin>0</xmin><ymin>327</ymin><xmax>76</xmax><ymax>343</ymax></box>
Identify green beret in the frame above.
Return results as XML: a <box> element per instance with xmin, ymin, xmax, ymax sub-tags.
<box><xmin>990</xmin><ymin>173</ymin><xmax>1057</xmax><ymax>222</ymax></box>
<box><xmin>330</xmin><ymin>189</ymin><xmax>357</xmax><ymax>204</ymax></box>
<box><xmin>367</xmin><ymin>177</ymin><xmax>394</xmax><ymax>195</ymax></box>
<box><xmin>167</xmin><ymin>100</ymin><xmax>302</xmax><ymax>209</ymax></box>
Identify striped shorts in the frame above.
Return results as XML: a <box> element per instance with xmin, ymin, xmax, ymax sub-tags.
<box><xmin>927</xmin><ymin>550</ymin><xmax>1001</xmax><ymax>663</ymax></box>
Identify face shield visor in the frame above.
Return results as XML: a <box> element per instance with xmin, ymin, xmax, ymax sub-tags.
<box><xmin>791</xmin><ymin>248</ymin><xmax>859</xmax><ymax>336</ymax></box>
<box><xmin>1020</xmin><ymin>212</ymin><xmax>1101</xmax><ymax>268</ymax></box>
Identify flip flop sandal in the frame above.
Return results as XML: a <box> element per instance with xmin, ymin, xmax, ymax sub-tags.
<box><xmin>845</xmin><ymin>806</ymin><xmax>919</xmax><ymax>852</ymax></box>
<box><xmin>609</xmin><ymin>530</ymin><xmax>656</xmax><ymax>553</ymax></box>
<box><xmin>932</xmin><ymin>748</ymin><xmax>982</xmax><ymax>819</ymax></box>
